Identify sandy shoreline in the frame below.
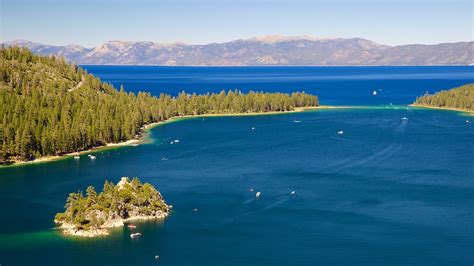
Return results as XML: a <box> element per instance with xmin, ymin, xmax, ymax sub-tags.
<box><xmin>3</xmin><ymin>139</ymin><xmax>142</xmax><ymax>168</ymax></box>
<box><xmin>409</xmin><ymin>104</ymin><xmax>474</xmax><ymax>115</ymax></box>
<box><xmin>136</xmin><ymin>105</ymin><xmax>356</xmax><ymax>132</ymax></box>
<box><xmin>4</xmin><ymin>104</ymin><xmax>470</xmax><ymax>168</ymax></box>
<box><xmin>0</xmin><ymin>105</ymin><xmax>358</xmax><ymax>168</ymax></box>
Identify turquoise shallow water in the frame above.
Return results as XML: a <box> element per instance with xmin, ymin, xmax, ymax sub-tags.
<box><xmin>0</xmin><ymin>107</ymin><xmax>473</xmax><ymax>265</ymax></box>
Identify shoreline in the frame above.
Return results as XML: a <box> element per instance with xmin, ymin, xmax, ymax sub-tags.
<box><xmin>1</xmin><ymin>139</ymin><xmax>142</xmax><ymax>168</ymax></box>
<box><xmin>0</xmin><ymin>105</ymin><xmax>396</xmax><ymax>168</ymax></box>
<box><xmin>56</xmin><ymin>212</ymin><xmax>169</xmax><ymax>238</ymax></box>
<box><xmin>409</xmin><ymin>104</ymin><xmax>474</xmax><ymax>115</ymax></box>
<box><xmin>129</xmin><ymin>105</ymin><xmax>356</xmax><ymax>134</ymax></box>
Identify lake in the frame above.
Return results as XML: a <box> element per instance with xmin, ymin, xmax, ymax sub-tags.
<box><xmin>84</xmin><ymin>65</ymin><xmax>474</xmax><ymax>105</ymax></box>
<box><xmin>0</xmin><ymin>66</ymin><xmax>473</xmax><ymax>265</ymax></box>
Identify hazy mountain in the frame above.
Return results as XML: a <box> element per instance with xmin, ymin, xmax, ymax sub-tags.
<box><xmin>4</xmin><ymin>36</ymin><xmax>473</xmax><ymax>66</ymax></box>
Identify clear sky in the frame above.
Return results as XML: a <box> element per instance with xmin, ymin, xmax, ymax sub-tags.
<box><xmin>1</xmin><ymin>0</ymin><xmax>472</xmax><ymax>47</ymax></box>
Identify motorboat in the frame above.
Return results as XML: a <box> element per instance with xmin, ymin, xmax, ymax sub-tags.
<box><xmin>130</xmin><ymin>232</ymin><xmax>142</xmax><ymax>238</ymax></box>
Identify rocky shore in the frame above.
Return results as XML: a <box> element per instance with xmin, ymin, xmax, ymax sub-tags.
<box><xmin>54</xmin><ymin>177</ymin><xmax>171</xmax><ymax>237</ymax></box>
<box><xmin>56</xmin><ymin>212</ymin><xmax>170</xmax><ymax>237</ymax></box>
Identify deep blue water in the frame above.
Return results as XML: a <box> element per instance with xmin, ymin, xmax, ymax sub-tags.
<box><xmin>84</xmin><ymin>66</ymin><xmax>474</xmax><ymax>105</ymax></box>
<box><xmin>0</xmin><ymin>67</ymin><xmax>473</xmax><ymax>265</ymax></box>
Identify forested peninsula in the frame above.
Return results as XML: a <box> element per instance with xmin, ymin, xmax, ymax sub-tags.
<box><xmin>55</xmin><ymin>177</ymin><xmax>170</xmax><ymax>237</ymax></box>
<box><xmin>0</xmin><ymin>46</ymin><xmax>319</xmax><ymax>164</ymax></box>
<box><xmin>413</xmin><ymin>84</ymin><xmax>474</xmax><ymax>112</ymax></box>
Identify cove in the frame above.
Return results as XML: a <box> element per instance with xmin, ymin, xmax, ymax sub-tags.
<box><xmin>0</xmin><ymin>107</ymin><xmax>473</xmax><ymax>265</ymax></box>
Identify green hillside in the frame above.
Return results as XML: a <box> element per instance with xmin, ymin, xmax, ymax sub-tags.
<box><xmin>0</xmin><ymin>46</ymin><xmax>318</xmax><ymax>163</ymax></box>
<box><xmin>414</xmin><ymin>84</ymin><xmax>474</xmax><ymax>111</ymax></box>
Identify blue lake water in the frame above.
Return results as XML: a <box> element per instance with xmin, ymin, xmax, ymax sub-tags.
<box><xmin>0</xmin><ymin>67</ymin><xmax>473</xmax><ymax>265</ymax></box>
<box><xmin>84</xmin><ymin>66</ymin><xmax>474</xmax><ymax>105</ymax></box>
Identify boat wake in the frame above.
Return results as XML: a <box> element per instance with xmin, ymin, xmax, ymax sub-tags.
<box><xmin>318</xmin><ymin>117</ymin><xmax>407</xmax><ymax>174</ymax></box>
<box><xmin>225</xmin><ymin>193</ymin><xmax>294</xmax><ymax>224</ymax></box>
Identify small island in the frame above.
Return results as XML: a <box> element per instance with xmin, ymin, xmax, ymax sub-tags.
<box><xmin>412</xmin><ymin>83</ymin><xmax>474</xmax><ymax>113</ymax></box>
<box><xmin>54</xmin><ymin>177</ymin><xmax>171</xmax><ymax>237</ymax></box>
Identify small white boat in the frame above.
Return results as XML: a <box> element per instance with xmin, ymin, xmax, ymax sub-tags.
<box><xmin>294</xmin><ymin>120</ymin><xmax>301</xmax><ymax>123</ymax></box>
<box><xmin>130</xmin><ymin>232</ymin><xmax>142</xmax><ymax>238</ymax></box>
<box><xmin>249</xmin><ymin>188</ymin><xmax>254</xmax><ymax>192</ymax></box>
<box><xmin>251</xmin><ymin>127</ymin><xmax>255</xmax><ymax>130</ymax></box>
<box><xmin>74</xmin><ymin>155</ymin><xmax>80</xmax><ymax>159</ymax></box>
<box><xmin>290</xmin><ymin>191</ymin><xmax>296</xmax><ymax>196</ymax></box>
<box><xmin>155</xmin><ymin>255</ymin><xmax>160</xmax><ymax>260</ymax></box>
<box><xmin>132</xmin><ymin>143</ymin><xmax>139</xmax><ymax>147</ymax></box>
<box><xmin>466</xmin><ymin>120</ymin><xmax>471</xmax><ymax>123</ymax></box>
<box><xmin>174</xmin><ymin>139</ymin><xmax>180</xmax><ymax>143</ymax></box>
<box><xmin>372</xmin><ymin>90</ymin><xmax>377</xmax><ymax>96</ymax></box>
<box><xmin>401</xmin><ymin>117</ymin><xmax>408</xmax><ymax>121</ymax></box>
<box><xmin>87</xmin><ymin>154</ymin><xmax>92</xmax><ymax>157</ymax></box>
<box><xmin>161</xmin><ymin>157</ymin><xmax>168</xmax><ymax>161</ymax></box>
<box><xmin>90</xmin><ymin>155</ymin><xmax>96</xmax><ymax>160</ymax></box>
<box><xmin>255</xmin><ymin>192</ymin><xmax>261</xmax><ymax>198</ymax></box>
<box><xmin>337</xmin><ymin>130</ymin><xmax>344</xmax><ymax>135</ymax></box>
<box><xmin>170</xmin><ymin>141</ymin><xmax>174</xmax><ymax>144</ymax></box>
<box><xmin>193</xmin><ymin>208</ymin><xmax>198</xmax><ymax>212</ymax></box>
<box><xmin>127</xmin><ymin>224</ymin><xmax>137</xmax><ymax>229</ymax></box>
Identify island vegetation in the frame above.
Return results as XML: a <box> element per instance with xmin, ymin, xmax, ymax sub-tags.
<box><xmin>413</xmin><ymin>84</ymin><xmax>474</xmax><ymax>112</ymax></box>
<box><xmin>54</xmin><ymin>177</ymin><xmax>170</xmax><ymax>237</ymax></box>
<box><xmin>0</xmin><ymin>46</ymin><xmax>319</xmax><ymax>164</ymax></box>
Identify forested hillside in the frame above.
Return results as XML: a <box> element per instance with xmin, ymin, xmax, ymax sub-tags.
<box><xmin>414</xmin><ymin>84</ymin><xmax>474</xmax><ymax>111</ymax></box>
<box><xmin>0</xmin><ymin>46</ymin><xmax>318</xmax><ymax>163</ymax></box>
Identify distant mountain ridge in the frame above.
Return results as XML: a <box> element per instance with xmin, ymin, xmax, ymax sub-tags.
<box><xmin>4</xmin><ymin>36</ymin><xmax>473</xmax><ymax>66</ymax></box>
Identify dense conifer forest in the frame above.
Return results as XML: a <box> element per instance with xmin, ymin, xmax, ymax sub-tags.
<box><xmin>414</xmin><ymin>84</ymin><xmax>474</xmax><ymax>111</ymax></box>
<box><xmin>0</xmin><ymin>46</ymin><xmax>319</xmax><ymax>163</ymax></box>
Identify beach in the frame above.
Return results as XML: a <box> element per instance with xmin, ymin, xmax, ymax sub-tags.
<box><xmin>409</xmin><ymin>104</ymin><xmax>474</xmax><ymax>116</ymax></box>
<box><xmin>2</xmin><ymin>105</ymin><xmax>342</xmax><ymax>168</ymax></box>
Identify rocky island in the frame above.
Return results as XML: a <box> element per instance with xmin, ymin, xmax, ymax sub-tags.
<box><xmin>54</xmin><ymin>177</ymin><xmax>171</xmax><ymax>237</ymax></box>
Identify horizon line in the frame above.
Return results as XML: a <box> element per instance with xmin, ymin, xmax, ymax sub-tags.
<box><xmin>3</xmin><ymin>35</ymin><xmax>473</xmax><ymax>49</ymax></box>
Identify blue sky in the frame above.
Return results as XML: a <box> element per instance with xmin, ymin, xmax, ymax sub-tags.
<box><xmin>1</xmin><ymin>0</ymin><xmax>472</xmax><ymax>47</ymax></box>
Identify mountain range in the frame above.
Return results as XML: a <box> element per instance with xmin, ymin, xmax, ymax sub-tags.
<box><xmin>4</xmin><ymin>36</ymin><xmax>473</xmax><ymax>66</ymax></box>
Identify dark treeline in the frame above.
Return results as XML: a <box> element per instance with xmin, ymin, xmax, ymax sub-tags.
<box><xmin>414</xmin><ymin>84</ymin><xmax>474</xmax><ymax>111</ymax></box>
<box><xmin>0</xmin><ymin>46</ymin><xmax>318</xmax><ymax>163</ymax></box>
